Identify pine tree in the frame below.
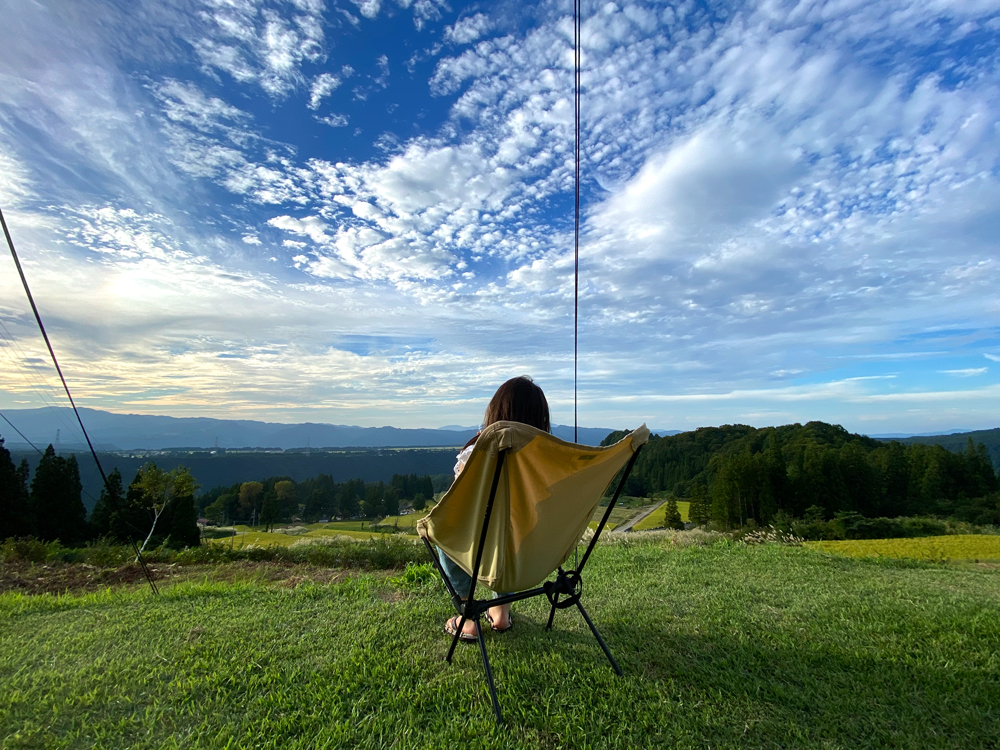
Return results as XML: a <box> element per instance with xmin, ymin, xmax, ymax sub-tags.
<box><xmin>30</xmin><ymin>446</ymin><xmax>87</xmax><ymax>545</ymax></box>
<box><xmin>160</xmin><ymin>468</ymin><xmax>200</xmax><ymax>548</ymax></box>
<box><xmin>688</xmin><ymin>483</ymin><xmax>712</xmax><ymax>527</ymax></box>
<box><xmin>0</xmin><ymin>438</ymin><xmax>33</xmax><ymax>539</ymax></box>
<box><xmin>90</xmin><ymin>468</ymin><xmax>125</xmax><ymax>540</ymax></box>
<box><xmin>663</xmin><ymin>497</ymin><xmax>684</xmax><ymax>530</ymax></box>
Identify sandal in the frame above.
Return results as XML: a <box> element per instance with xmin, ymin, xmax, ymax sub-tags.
<box><xmin>444</xmin><ymin>616</ymin><xmax>479</xmax><ymax>642</ymax></box>
<box><xmin>486</xmin><ymin>612</ymin><xmax>514</xmax><ymax>633</ymax></box>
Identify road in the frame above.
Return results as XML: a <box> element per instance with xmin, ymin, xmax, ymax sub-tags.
<box><xmin>615</xmin><ymin>498</ymin><xmax>667</xmax><ymax>532</ymax></box>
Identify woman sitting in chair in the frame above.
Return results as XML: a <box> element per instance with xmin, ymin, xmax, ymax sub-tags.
<box><xmin>442</xmin><ymin>375</ymin><xmax>550</xmax><ymax>641</ymax></box>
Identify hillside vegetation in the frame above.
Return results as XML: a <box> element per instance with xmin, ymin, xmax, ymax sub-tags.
<box><xmin>604</xmin><ymin>421</ymin><xmax>999</xmax><ymax>528</ymax></box>
<box><xmin>893</xmin><ymin>427</ymin><xmax>1000</xmax><ymax>469</ymax></box>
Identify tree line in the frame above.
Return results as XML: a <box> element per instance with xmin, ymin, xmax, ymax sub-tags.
<box><xmin>603</xmin><ymin>422</ymin><xmax>1000</xmax><ymax>528</ymax></box>
<box><xmin>197</xmin><ymin>472</ymin><xmax>435</xmax><ymax>528</ymax></box>
<box><xmin>0</xmin><ymin>438</ymin><xmax>199</xmax><ymax>549</ymax></box>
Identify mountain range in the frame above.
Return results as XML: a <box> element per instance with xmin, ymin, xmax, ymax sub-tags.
<box><xmin>0</xmin><ymin>407</ymin><xmax>632</xmax><ymax>451</ymax></box>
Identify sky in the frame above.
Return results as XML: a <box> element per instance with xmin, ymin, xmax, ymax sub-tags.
<box><xmin>0</xmin><ymin>0</ymin><xmax>999</xmax><ymax>436</ymax></box>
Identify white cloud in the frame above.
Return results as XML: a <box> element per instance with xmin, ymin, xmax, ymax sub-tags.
<box><xmin>0</xmin><ymin>148</ymin><xmax>35</xmax><ymax>209</ymax></box>
<box><xmin>191</xmin><ymin>0</ymin><xmax>327</xmax><ymax>98</ymax></box>
<box><xmin>986</xmin><ymin>354</ymin><xmax>1000</xmax><ymax>362</ymax></box>
<box><xmin>154</xmin><ymin>79</ymin><xmax>250</xmax><ymax>132</ymax></box>
<box><xmin>351</xmin><ymin>0</ymin><xmax>381</xmax><ymax>20</ymax></box>
<box><xmin>444</xmin><ymin>14</ymin><xmax>490</xmax><ymax>45</ymax></box>
<box><xmin>316</xmin><ymin>113</ymin><xmax>349</xmax><ymax>127</ymax></box>
<box><xmin>308</xmin><ymin>72</ymin><xmax>342</xmax><ymax>109</ymax></box>
<box><xmin>940</xmin><ymin>368</ymin><xmax>988</xmax><ymax>377</ymax></box>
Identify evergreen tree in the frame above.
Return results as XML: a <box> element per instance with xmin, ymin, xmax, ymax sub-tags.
<box><xmin>663</xmin><ymin>497</ymin><xmax>684</xmax><ymax>529</ymax></box>
<box><xmin>383</xmin><ymin>487</ymin><xmax>400</xmax><ymax>517</ymax></box>
<box><xmin>89</xmin><ymin>468</ymin><xmax>125</xmax><ymax>541</ymax></box>
<box><xmin>274</xmin><ymin>480</ymin><xmax>297</xmax><ymax>520</ymax></box>
<box><xmin>0</xmin><ymin>438</ymin><xmax>33</xmax><ymax>539</ymax></box>
<box><xmin>30</xmin><ymin>446</ymin><xmax>87</xmax><ymax>545</ymax></box>
<box><xmin>260</xmin><ymin>490</ymin><xmax>281</xmax><ymax>532</ymax></box>
<box><xmin>687</xmin><ymin>483</ymin><xmax>711</xmax><ymax>527</ymax></box>
<box><xmin>412</xmin><ymin>493</ymin><xmax>427</xmax><ymax>511</ymax></box>
<box><xmin>159</xmin><ymin>468</ymin><xmax>200</xmax><ymax>548</ymax></box>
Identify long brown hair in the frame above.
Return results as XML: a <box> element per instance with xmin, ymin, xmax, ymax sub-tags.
<box><xmin>464</xmin><ymin>376</ymin><xmax>550</xmax><ymax>449</ymax></box>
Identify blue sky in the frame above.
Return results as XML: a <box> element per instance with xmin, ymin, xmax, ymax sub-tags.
<box><xmin>0</xmin><ymin>0</ymin><xmax>999</xmax><ymax>434</ymax></box>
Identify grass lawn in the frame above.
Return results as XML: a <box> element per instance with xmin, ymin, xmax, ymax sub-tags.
<box><xmin>3</xmin><ymin>539</ymin><xmax>999</xmax><ymax>749</ymax></box>
<box><xmin>632</xmin><ymin>500</ymin><xmax>691</xmax><ymax>530</ymax></box>
<box><xmin>805</xmin><ymin>534</ymin><xmax>1000</xmax><ymax>561</ymax></box>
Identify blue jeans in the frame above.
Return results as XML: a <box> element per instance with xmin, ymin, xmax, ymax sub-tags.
<box><xmin>437</xmin><ymin>547</ymin><xmax>496</xmax><ymax>600</ymax></box>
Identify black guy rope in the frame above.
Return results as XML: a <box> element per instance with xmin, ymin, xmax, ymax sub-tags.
<box><xmin>573</xmin><ymin>0</ymin><xmax>582</xmax><ymax>444</ymax></box>
<box><xmin>0</xmin><ymin>206</ymin><xmax>159</xmax><ymax>595</ymax></box>
<box><xmin>0</xmin><ymin>410</ymin><xmax>43</xmax><ymax>455</ymax></box>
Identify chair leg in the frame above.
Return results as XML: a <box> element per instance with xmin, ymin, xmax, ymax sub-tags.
<box><xmin>445</xmin><ymin>613</ymin><xmax>468</xmax><ymax>664</ymax></box>
<box><xmin>576</xmin><ymin>600</ymin><xmax>623</xmax><ymax>676</ymax></box>
<box><xmin>545</xmin><ymin>593</ymin><xmax>559</xmax><ymax>631</ymax></box>
<box><xmin>475</xmin><ymin>619</ymin><xmax>504</xmax><ymax>725</ymax></box>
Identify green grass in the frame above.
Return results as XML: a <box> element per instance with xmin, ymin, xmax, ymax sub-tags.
<box><xmin>805</xmin><ymin>534</ymin><xmax>1000</xmax><ymax>561</ymax></box>
<box><xmin>3</xmin><ymin>540</ymin><xmax>999</xmax><ymax>749</ymax></box>
<box><xmin>632</xmin><ymin>500</ymin><xmax>691</xmax><ymax>530</ymax></box>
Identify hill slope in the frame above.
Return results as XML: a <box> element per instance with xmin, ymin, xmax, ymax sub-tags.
<box><xmin>3</xmin><ymin>541</ymin><xmax>999</xmax><ymax>748</ymax></box>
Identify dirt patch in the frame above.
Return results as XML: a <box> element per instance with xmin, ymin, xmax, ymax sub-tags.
<box><xmin>0</xmin><ymin>560</ymin><xmax>383</xmax><ymax>596</ymax></box>
<box><xmin>0</xmin><ymin>561</ymin><xmax>176</xmax><ymax>595</ymax></box>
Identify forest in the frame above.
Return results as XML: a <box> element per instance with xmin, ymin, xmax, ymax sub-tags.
<box><xmin>4</xmin><ymin>421</ymin><xmax>999</xmax><ymax>547</ymax></box>
<box><xmin>603</xmin><ymin>421</ymin><xmax>1000</xmax><ymax>528</ymax></box>
<box><xmin>0</xmin><ymin>434</ymin><xmax>439</xmax><ymax>546</ymax></box>
<box><xmin>196</xmin><ymin>471</ymin><xmax>436</xmax><ymax>527</ymax></box>
<box><xmin>0</xmin><ymin>439</ymin><xmax>200</xmax><ymax>550</ymax></box>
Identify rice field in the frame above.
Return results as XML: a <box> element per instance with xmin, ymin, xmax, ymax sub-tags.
<box><xmin>209</xmin><ymin>526</ymin><xmax>388</xmax><ymax>548</ymax></box>
<box><xmin>632</xmin><ymin>500</ymin><xmax>691</xmax><ymax>530</ymax></box>
<box><xmin>805</xmin><ymin>534</ymin><xmax>1000</xmax><ymax>562</ymax></box>
<box><xmin>215</xmin><ymin>500</ymin><xmax>635</xmax><ymax>548</ymax></box>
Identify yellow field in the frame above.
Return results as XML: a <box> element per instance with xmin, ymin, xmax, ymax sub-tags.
<box><xmin>805</xmin><ymin>534</ymin><xmax>1000</xmax><ymax>561</ymax></box>
<box><xmin>632</xmin><ymin>500</ymin><xmax>691</xmax><ymax>530</ymax></box>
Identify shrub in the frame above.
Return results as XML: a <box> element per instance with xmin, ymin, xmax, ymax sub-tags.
<box><xmin>84</xmin><ymin>539</ymin><xmax>132</xmax><ymax>567</ymax></box>
<box><xmin>1</xmin><ymin>537</ymin><xmax>53</xmax><ymax>563</ymax></box>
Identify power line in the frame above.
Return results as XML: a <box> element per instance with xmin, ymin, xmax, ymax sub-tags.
<box><xmin>1</xmin><ymin>205</ymin><xmax>158</xmax><ymax>595</ymax></box>
<box><xmin>0</xmin><ymin>410</ymin><xmax>43</xmax><ymax>455</ymax></box>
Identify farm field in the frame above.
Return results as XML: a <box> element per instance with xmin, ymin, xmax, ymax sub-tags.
<box><xmin>632</xmin><ymin>499</ymin><xmax>691</xmax><ymax>530</ymax></box>
<box><xmin>214</xmin><ymin>501</ymin><xmax>640</xmax><ymax>548</ymax></box>
<box><xmin>210</xmin><ymin>526</ymin><xmax>386</xmax><ymax>548</ymax></box>
<box><xmin>806</xmin><ymin>534</ymin><xmax>1000</xmax><ymax>561</ymax></box>
<box><xmin>3</xmin><ymin>540</ymin><xmax>1000</xmax><ymax>749</ymax></box>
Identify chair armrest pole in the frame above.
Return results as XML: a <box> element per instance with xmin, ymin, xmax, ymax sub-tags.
<box><xmin>576</xmin><ymin>444</ymin><xmax>643</xmax><ymax>574</ymax></box>
<box><xmin>465</xmin><ymin>448</ymin><xmax>508</xmax><ymax>606</ymax></box>
<box><xmin>422</xmin><ymin>535</ymin><xmax>462</xmax><ymax>604</ymax></box>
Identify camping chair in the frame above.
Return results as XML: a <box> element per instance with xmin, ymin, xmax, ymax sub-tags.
<box><xmin>416</xmin><ymin>421</ymin><xmax>650</xmax><ymax>724</ymax></box>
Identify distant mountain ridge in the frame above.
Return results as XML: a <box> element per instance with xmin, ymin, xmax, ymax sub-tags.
<box><xmin>0</xmin><ymin>407</ymin><xmax>619</xmax><ymax>450</ymax></box>
<box><xmin>882</xmin><ymin>428</ymin><xmax>1000</xmax><ymax>469</ymax></box>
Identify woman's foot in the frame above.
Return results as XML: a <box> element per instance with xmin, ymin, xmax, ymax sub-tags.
<box><xmin>486</xmin><ymin>604</ymin><xmax>512</xmax><ymax>632</ymax></box>
<box><xmin>444</xmin><ymin>615</ymin><xmax>479</xmax><ymax>641</ymax></box>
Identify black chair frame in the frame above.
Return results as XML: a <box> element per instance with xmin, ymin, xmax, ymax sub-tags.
<box><xmin>422</xmin><ymin>444</ymin><xmax>643</xmax><ymax>724</ymax></box>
